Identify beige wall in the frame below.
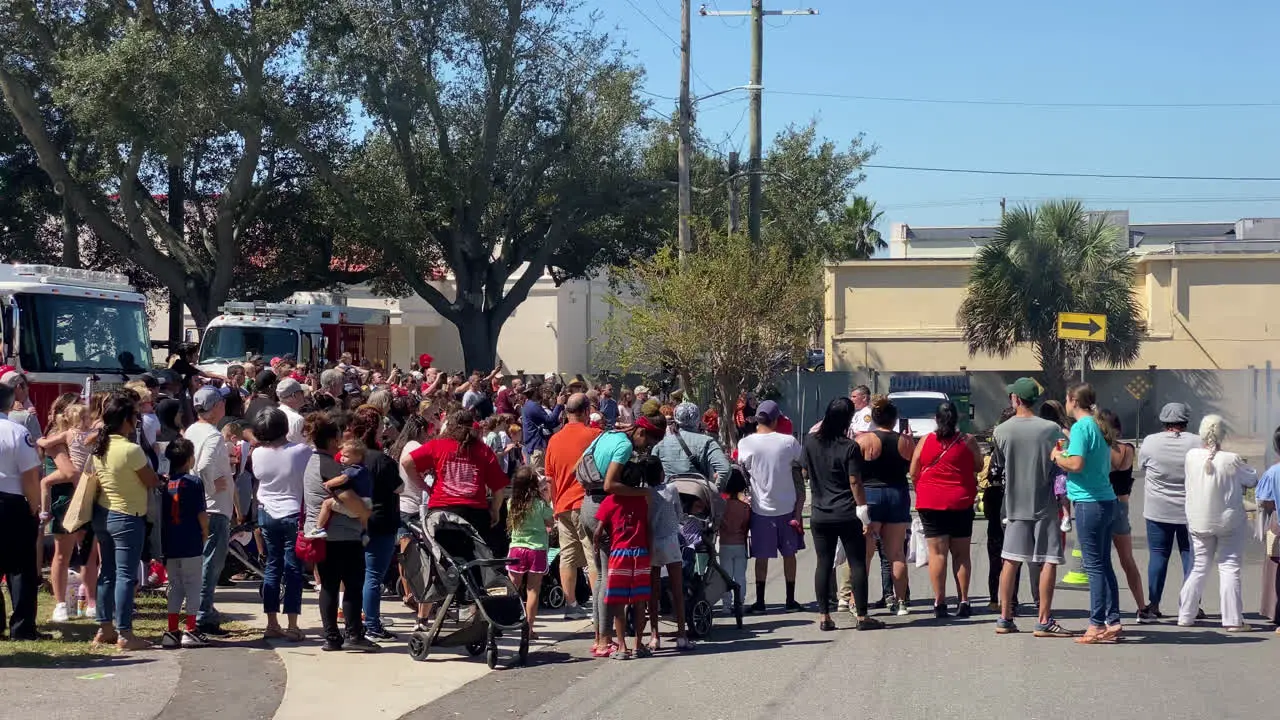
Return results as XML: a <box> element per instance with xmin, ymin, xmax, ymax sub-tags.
<box><xmin>826</xmin><ymin>253</ymin><xmax>1280</xmax><ymax>374</ymax></box>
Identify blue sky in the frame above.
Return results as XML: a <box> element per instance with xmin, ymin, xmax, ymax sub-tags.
<box><xmin>594</xmin><ymin>0</ymin><xmax>1280</xmax><ymax>230</ymax></box>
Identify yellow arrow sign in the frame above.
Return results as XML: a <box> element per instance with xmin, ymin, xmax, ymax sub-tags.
<box><xmin>1057</xmin><ymin>312</ymin><xmax>1107</xmax><ymax>342</ymax></box>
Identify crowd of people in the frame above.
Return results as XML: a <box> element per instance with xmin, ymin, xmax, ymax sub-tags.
<box><xmin>1</xmin><ymin>351</ymin><xmax>1278</xmax><ymax>659</ymax></box>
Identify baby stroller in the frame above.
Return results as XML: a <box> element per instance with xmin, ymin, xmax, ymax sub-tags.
<box><xmin>539</xmin><ymin>527</ymin><xmax>592</xmax><ymax>609</ymax></box>
<box><xmin>667</xmin><ymin>474</ymin><xmax>743</xmax><ymax>637</ymax></box>
<box><xmin>401</xmin><ymin>510</ymin><xmax>529</xmax><ymax>668</ymax></box>
<box><xmin>221</xmin><ymin>520</ymin><xmax>265</xmax><ymax>582</ymax></box>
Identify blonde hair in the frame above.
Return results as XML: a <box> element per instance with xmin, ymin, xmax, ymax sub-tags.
<box><xmin>340</xmin><ymin>438</ymin><xmax>367</xmax><ymax>463</ymax></box>
<box><xmin>1198</xmin><ymin>414</ymin><xmax>1225</xmax><ymax>475</ymax></box>
<box><xmin>124</xmin><ymin>380</ymin><xmax>151</xmax><ymax>400</ymax></box>
<box><xmin>52</xmin><ymin>402</ymin><xmax>88</xmax><ymax>435</ymax></box>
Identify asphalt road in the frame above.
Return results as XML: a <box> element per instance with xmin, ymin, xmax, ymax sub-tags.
<box><xmin>412</xmin><ymin>485</ymin><xmax>1278</xmax><ymax>720</ymax></box>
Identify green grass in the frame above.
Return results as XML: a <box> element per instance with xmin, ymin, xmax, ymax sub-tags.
<box><xmin>0</xmin><ymin>587</ymin><xmax>252</xmax><ymax>668</ymax></box>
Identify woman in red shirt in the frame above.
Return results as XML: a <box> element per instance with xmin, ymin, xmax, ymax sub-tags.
<box><xmin>909</xmin><ymin>401</ymin><xmax>983</xmax><ymax>619</ymax></box>
<box><xmin>402</xmin><ymin>409</ymin><xmax>509</xmax><ymax>540</ymax></box>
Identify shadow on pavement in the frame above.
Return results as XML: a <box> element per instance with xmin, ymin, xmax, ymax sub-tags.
<box><xmin>0</xmin><ymin>652</ymin><xmax>158</xmax><ymax>670</ymax></box>
<box><xmin>1123</xmin><ymin>629</ymin><xmax>1268</xmax><ymax>645</ymax></box>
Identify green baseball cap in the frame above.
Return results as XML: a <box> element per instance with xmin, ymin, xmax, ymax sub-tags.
<box><xmin>1007</xmin><ymin>377</ymin><xmax>1043</xmax><ymax>403</ymax></box>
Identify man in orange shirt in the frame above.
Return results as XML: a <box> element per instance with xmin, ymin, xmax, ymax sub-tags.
<box><xmin>543</xmin><ymin>393</ymin><xmax>601</xmax><ymax>620</ymax></box>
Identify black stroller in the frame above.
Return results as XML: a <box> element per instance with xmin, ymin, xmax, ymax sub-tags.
<box><xmin>670</xmin><ymin>474</ymin><xmax>743</xmax><ymax>637</ymax></box>
<box><xmin>402</xmin><ymin>510</ymin><xmax>530</xmax><ymax>668</ymax></box>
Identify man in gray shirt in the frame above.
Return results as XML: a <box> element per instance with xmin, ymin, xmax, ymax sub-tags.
<box><xmin>990</xmin><ymin>378</ymin><xmax>1073</xmax><ymax>637</ymax></box>
<box><xmin>1138</xmin><ymin>402</ymin><xmax>1202</xmax><ymax>618</ymax></box>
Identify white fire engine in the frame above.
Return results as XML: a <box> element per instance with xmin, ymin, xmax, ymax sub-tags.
<box><xmin>196</xmin><ymin>301</ymin><xmax>390</xmax><ymax>376</ymax></box>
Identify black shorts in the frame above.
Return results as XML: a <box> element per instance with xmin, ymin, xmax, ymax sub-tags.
<box><xmin>917</xmin><ymin>508</ymin><xmax>975</xmax><ymax>539</ymax></box>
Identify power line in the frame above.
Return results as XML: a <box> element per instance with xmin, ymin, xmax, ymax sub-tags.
<box><xmin>864</xmin><ymin>164</ymin><xmax>1280</xmax><ymax>182</ymax></box>
<box><xmin>767</xmin><ymin>89</ymin><xmax>1280</xmax><ymax>110</ymax></box>
<box><xmin>621</xmin><ymin>0</ymin><xmax>715</xmax><ymax>92</ymax></box>
<box><xmin>881</xmin><ymin>196</ymin><xmax>1280</xmax><ymax>211</ymax></box>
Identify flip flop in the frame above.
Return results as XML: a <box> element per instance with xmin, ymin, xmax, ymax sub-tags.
<box><xmin>591</xmin><ymin>643</ymin><xmax>619</xmax><ymax>658</ymax></box>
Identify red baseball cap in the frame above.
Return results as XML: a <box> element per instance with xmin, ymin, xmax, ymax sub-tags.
<box><xmin>418</xmin><ymin>353</ymin><xmax>433</xmax><ymax>369</ymax></box>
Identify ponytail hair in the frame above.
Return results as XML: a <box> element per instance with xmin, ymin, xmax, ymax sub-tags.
<box><xmin>96</xmin><ymin>393</ymin><xmax>137</xmax><ymax>459</ymax></box>
<box><xmin>1198</xmin><ymin>414</ymin><xmax>1225</xmax><ymax>476</ymax></box>
<box><xmin>1098</xmin><ymin>409</ymin><xmax>1122</xmax><ymax>448</ymax></box>
<box><xmin>1067</xmin><ymin>382</ymin><xmax>1116</xmax><ymax>446</ymax></box>
<box><xmin>934</xmin><ymin>401</ymin><xmax>960</xmax><ymax>440</ymax></box>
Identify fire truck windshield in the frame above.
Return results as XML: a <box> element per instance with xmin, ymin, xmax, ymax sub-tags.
<box><xmin>16</xmin><ymin>294</ymin><xmax>150</xmax><ymax>374</ymax></box>
<box><xmin>199</xmin><ymin>325</ymin><xmax>298</xmax><ymax>364</ymax></box>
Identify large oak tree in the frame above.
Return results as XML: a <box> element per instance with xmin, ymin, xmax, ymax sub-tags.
<box><xmin>300</xmin><ymin>0</ymin><xmax>666</xmax><ymax>370</ymax></box>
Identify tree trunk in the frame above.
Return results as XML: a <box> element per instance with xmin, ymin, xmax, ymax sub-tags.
<box><xmin>456</xmin><ymin>308</ymin><xmax>499</xmax><ymax>373</ymax></box>
<box><xmin>715</xmin><ymin>374</ymin><xmax>738</xmax><ymax>448</ymax></box>
<box><xmin>166</xmin><ymin>160</ymin><xmax>186</xmax><ymax>350</ymax></box>
<box><xmin>59</xmin><ymin>198</ymin><xmax>79</xmax><ymax>268</ymax></box>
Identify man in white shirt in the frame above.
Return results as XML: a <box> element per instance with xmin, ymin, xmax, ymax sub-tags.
<box><xmin>0</xmin><ymin>382</ymin><xmax>46</xmax><ymax>640</ymax></box>
<box><xmin>738</xmin><ymin>400</ymin><xmax>805</xmax><ymax>613</ymax></box>
<box><xmin>185</xmin><ymin>386</ymin><xmax>233</xmax><ymax>636</ymax></box>
<box><xmin>275</xmin><ymin>378</ymin><xmax>308</xmax><ymax>444</ymax></box>
<box><xmin>848</xmin><ymin>385</ymin><xmax>873</xmax><ymax>436</ymax></box>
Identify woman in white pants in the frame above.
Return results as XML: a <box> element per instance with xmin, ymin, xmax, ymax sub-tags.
<box><xmin>1179</xmin><ymin>415</ymin><xmax>1258</xmax><ymax>631</ymax></box>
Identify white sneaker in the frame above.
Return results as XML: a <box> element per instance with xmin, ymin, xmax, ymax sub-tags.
<box><xmin>181</xmin><ymin>630</ymin><xmax>210</xmax><ymax>648</ymax></box>
<box><xmin>836</xmin><ymin>600</ymin><xmax>850</xmax><ymax>612</ymax></box>
<box><xmin>161</xmin><ymin>631</ymin><xmax>182</xmax><ymax>648</ymax></box>
<box><xmin>51</xmin><ymin>603</ymin><xmax>70</xmax><ymax>622</ymax></box>
<box><xmin>1060</xmin><ymin>516</ymin><xmax>1073</xmax><ymax>533</ymax></box>
<box><xmin>305</xmin><ymin>527</ymin><xmax>329</xmax><ymax>539</ymax></box>
<box><xmin>895</xmin><ymin>601</ymin><xmax>910</xmax><ymax>617</ymax></box>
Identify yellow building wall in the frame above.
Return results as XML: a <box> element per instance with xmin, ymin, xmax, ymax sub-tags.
<box><xmin>826</xmin><ymin>254</ymin><xmax>1280</xmax><ymax>373</ymax></box>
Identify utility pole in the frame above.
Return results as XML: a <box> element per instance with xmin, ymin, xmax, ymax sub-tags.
<box><xmin>677</xmin><ymin>0</ymin><xmax>693</xmax><ymax>263</ymax></box>
<box><xmin>701</xmin><ymin>2</ymin><xmax>817</xmax><ymax>246</ymax></box>
<box><xmin>728</xmin><ymin>151</ymin><xmax>741</xmax><ymax>234</ymax></box>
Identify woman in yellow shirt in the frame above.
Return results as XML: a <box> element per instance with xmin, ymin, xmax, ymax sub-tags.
<box><xmin>90</xmin><ymin>393</ymin><xmax>160</xmax><ymax>650</ymax></box>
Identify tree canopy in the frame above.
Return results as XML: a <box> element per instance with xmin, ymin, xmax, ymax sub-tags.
<box><xmin>0</xmin><ymin>0</ymin><xmax>371</xmax><ymax>329</ymax></box>
<box><xmin>957</xmin><ymin>199</ymin><xmax>1145</xmax><ymax>399</ymax></box>
<box><xmin>602</xmin><ymin>224</ymin><xmax>822</xmax><ymax>443</ymax></box>
<box><xmin>296</xmin><ymin>0</ymin><xmax>669</xmax><ymax>371</ymax></box>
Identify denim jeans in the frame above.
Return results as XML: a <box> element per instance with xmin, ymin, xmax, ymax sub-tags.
<box><xmin>1145</xmin><ymin>518</ymin><xmax>1191</xmax><ymax>610</ymax></box>
<box><xmin>259</xmin><ymin>510</ymin><xmax>303</xmax><ymax>616</ymax></box>
<box><xmin>1076</xmin><ymin>500</ymin><xmax>1120</xmax><ymax>627</ymax></box>
<box><xmin>92</xmin><ymin>505</ymin><xmax>146</xmax><ymax>632</ymax></box>
<box><xmin>363</xmin><ymin>531</ymin><xmax>398</xmax><ymax>631</ymax></box>
<box><xmin>199</xmin><ymin>513</ymin><xmax>231</xmax><ymax>625</ymax></box>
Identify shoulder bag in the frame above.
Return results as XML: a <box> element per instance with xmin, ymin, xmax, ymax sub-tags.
<box><xmin>62</xmin><ymin>453</ymin><xmax>101</xmax><ymax>534</ymax></box>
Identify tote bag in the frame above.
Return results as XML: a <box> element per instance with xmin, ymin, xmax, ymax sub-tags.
<box><xmin>62</xmin><ymin>456</ymin><xmax>101</xmax><ymax>534</ymax></box>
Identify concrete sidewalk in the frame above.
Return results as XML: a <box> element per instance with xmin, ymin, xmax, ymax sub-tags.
<box><xmin>213</xmin><ymin>583</ymin><xmax>592</xmax><ymax>720</ymax></box>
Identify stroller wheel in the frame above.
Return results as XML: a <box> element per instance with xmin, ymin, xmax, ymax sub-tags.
<box><xmin>408</xmin><ymin>633</ymin><xmax>430</xmax><ymax>661</ymax></box>
<box><xmin>517</xmin><ymin>623</ymin><xmax>530</xmax><ymax>666</ymax></box>
<box><xmin>485</xmin><ymin>626</ymin><xmax>499</xmax><ymax>669</ymax></box>
<box><xmin>545</xmin><ymin>584</ymin><xmax>566</xmax><ymax>609</ymax></box>
<box><xmin>690</xmin><ymin>598</ymin><xmax>713</xmax><ymax>639</ymax></box>
<box><xmin>465</xmin><ymin>639</ymin><xmax>485</xmax><ymax>656</ymax></box>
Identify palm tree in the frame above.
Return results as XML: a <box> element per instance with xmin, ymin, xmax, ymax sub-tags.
<box><xmin>841</xmin><ymin>195</ymin><xmax>885</xmax><ymax>259</ymax></box>
<box><xmin>957</xmin><ymin>199</ymin><xmax>1144</xmax><ymax>400</ymax></box>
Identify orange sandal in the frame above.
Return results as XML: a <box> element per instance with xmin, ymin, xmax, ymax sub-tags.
<box><xmin>1075</xmin><ymin>627</ymin><xmax>1116</xmax><ymax>645</ymax></box>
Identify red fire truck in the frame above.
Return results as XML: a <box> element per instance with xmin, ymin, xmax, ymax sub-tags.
<box><xmin>1</xmin><ymin>264</ymin><xmax>153</xmax><ymax>428</ymax></box>
<box><xmin>195</xmin><ymin>301</ymin><xmax>390</xmax><ymax>376</ymax></box>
